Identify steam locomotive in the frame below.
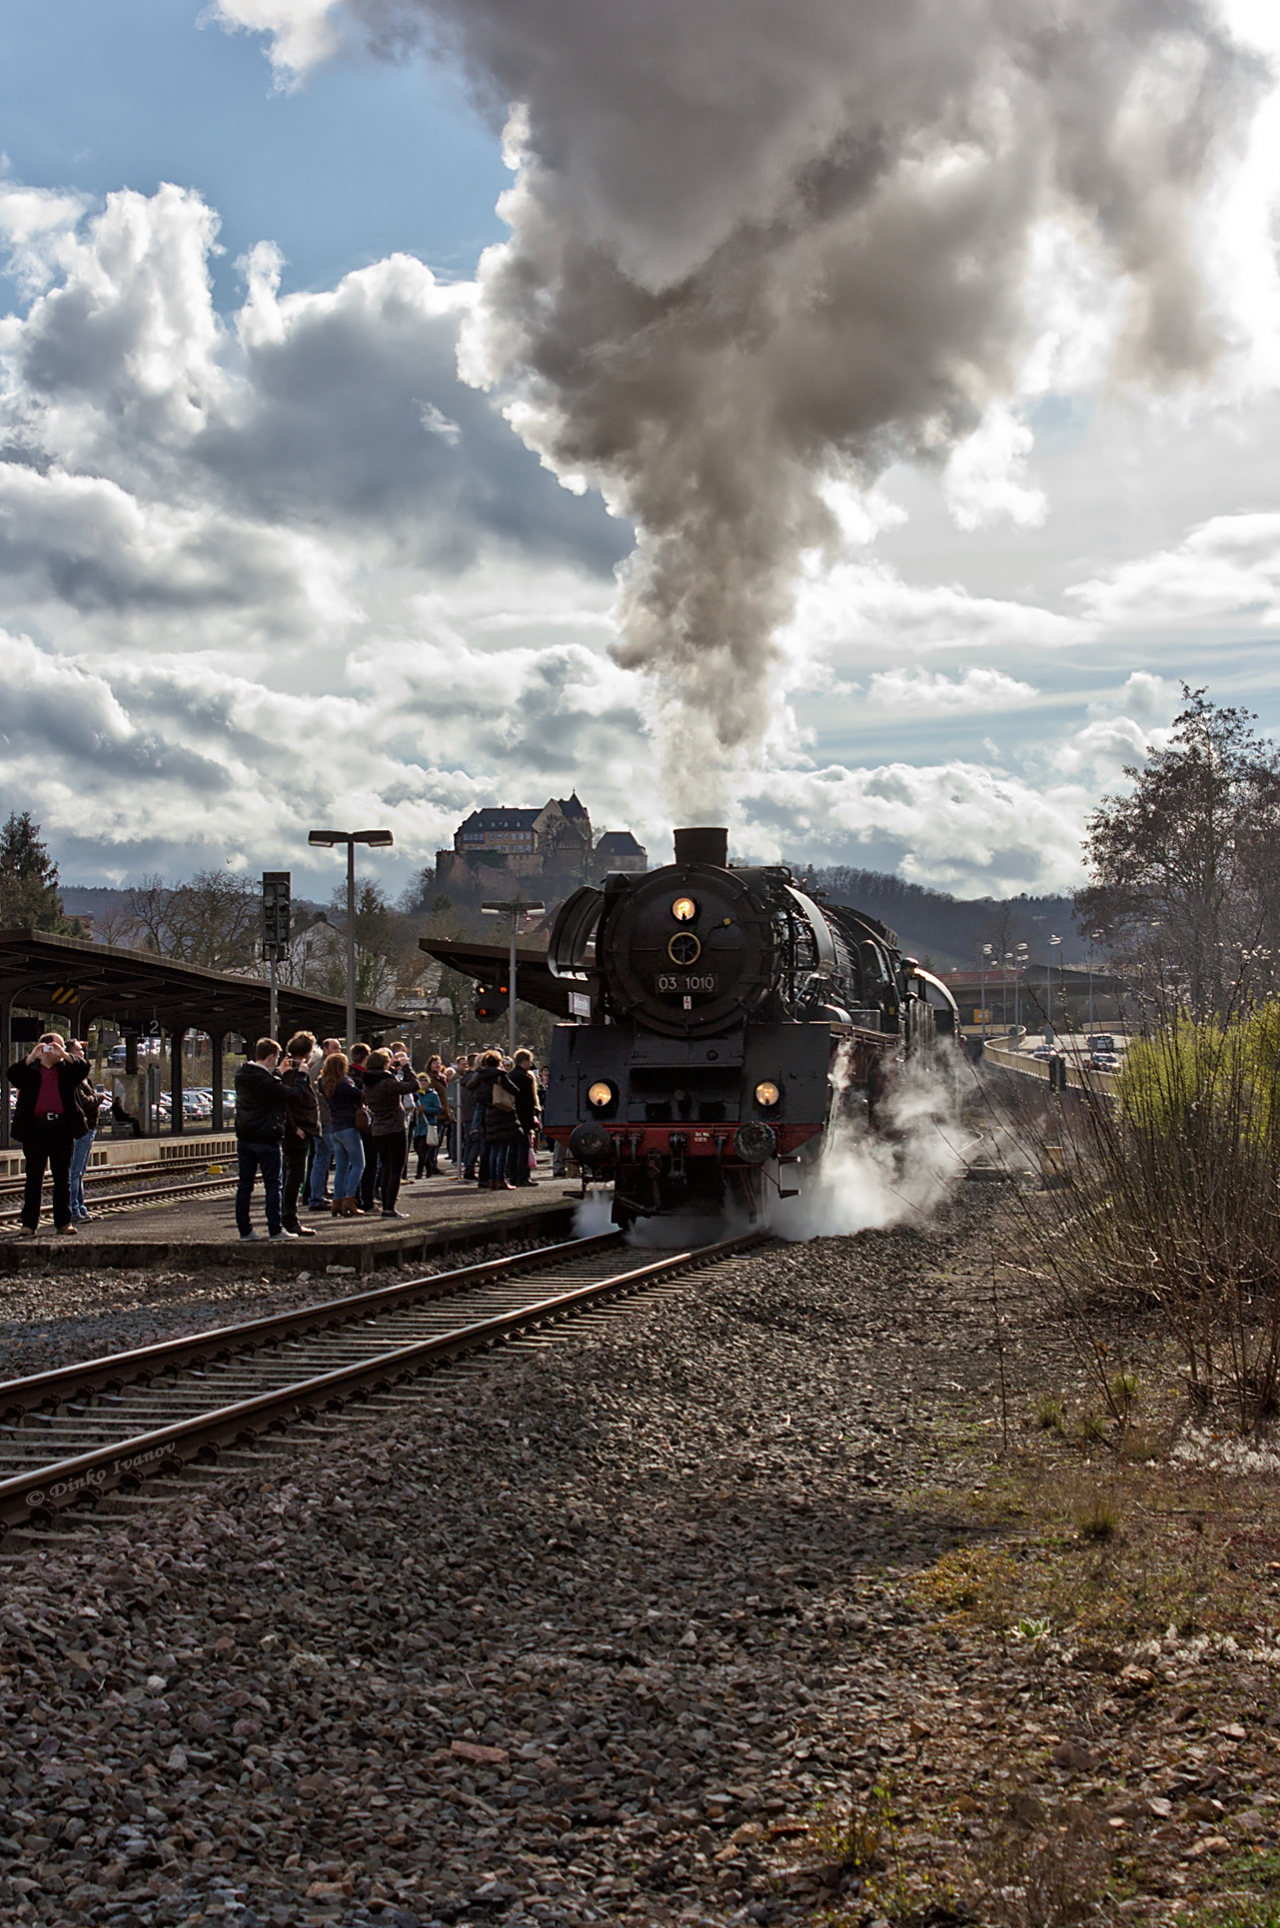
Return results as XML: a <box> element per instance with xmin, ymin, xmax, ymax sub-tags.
<box><xmin>540</xmin><ymin>827</ymin><xmax>959</xmax><ymax>1226</ymax></box>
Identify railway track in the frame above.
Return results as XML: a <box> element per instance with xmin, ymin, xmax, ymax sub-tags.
<box><xmin>0</xmin><ymin>1226</ymin><xmax>767</xmax><ymax>1547</ymax></box>
<box><xmin>0</xmin><ymin>1168</ymin><xmax>238</xmax><ymax>1228</ymax></box>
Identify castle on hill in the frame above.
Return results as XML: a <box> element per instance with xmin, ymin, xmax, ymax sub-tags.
<box><xmin>434</xmin><ymin>794</ymin><xmax>646</xmax><ymax>892</ymax></box>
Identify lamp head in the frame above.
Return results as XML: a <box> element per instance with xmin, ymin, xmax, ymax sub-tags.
<box><xmin>308</xmin><ymin>831</ymin><xmax>342</xmax><ymax>847</ymax></box>
<box><xmin>355</xmin><ymin>830</ymin><xmax>394</xmax><ymax>847</ymax></box>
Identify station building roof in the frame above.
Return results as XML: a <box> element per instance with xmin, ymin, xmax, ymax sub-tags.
<box><xmin>0</xmin><ymin>928</ymin><xmax>398</xmax><ymax>1044</ymax></box>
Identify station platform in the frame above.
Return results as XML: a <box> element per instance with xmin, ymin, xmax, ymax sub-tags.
<box><xmin>0</xmin><ymin>1169</ymin><xmax>582</xmax><ymax>1274</ymax></box>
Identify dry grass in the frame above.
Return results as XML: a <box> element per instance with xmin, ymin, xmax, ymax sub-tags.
<box><xmin>911</xmin><ymin>1409</ymin><xmax>1280</xmax><ymax>1644</ymax></box>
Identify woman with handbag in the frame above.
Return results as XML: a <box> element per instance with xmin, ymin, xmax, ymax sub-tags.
<box><xmin>321</xmin><ymin>1051</ymin><xmax>367</xmax><ymax>1216</ymax></box>
<box><xmin>413</xmin><ymin>1077</ymin><xmax>444</xmax><ymax>1177</ymax></box>
<box><xmin>467</xmin><ymin>1049</ymin><xmax>522</xmax><ymax>1189</ymax></box>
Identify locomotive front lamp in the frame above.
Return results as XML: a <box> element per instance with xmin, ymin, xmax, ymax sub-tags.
<box><xmin>587</xmin><ymin>1081</ymin><xmax>614</xmax><ymax>1109</ymax></box>
<box><xmin>754</xmin><ymin>1080</ymin><xmax>781</xmax><ymax>1108</ymax></box>
<box><xmin>671</xmin><ymin>896</ymin><xmax>697</xmax><ymax>922</ymax></box>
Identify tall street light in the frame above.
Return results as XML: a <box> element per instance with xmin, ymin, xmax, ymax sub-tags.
<box><xmin>1048</xmin><ymin>933</ymin><xmax>1062</xmax><ymax>1039</ymax></box>
<box><xmin>307</xmin><ymin>829</ymin><xmax>394</xmax><ymax>1049</ymax></box>
<box><xmin>481</xmin><ymin>895</ymin><xmax>546</xmax><ymax>1057</ymax></box>
<box><xmin>980</xmin><ymin>943</ymin><xmax>993</xmax><ymax>1043</ymax></box>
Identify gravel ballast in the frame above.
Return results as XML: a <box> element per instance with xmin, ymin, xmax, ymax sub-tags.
<box><xmin>0</xmin><ymin>1189</ymin><xmax>1132</xmax><ymax>1927</ymax></box>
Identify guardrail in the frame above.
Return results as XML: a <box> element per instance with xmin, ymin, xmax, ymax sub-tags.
<box><xmin>982</xmin><ymin>1041</ymin><xmax>1117</xmax><ymax>1096</ymax></box>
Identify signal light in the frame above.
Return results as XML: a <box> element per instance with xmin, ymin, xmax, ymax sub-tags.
<box><xmin>474</xmin><ymin>978</ymin><xmax>510</xmax><ymax>1023</ymax></box>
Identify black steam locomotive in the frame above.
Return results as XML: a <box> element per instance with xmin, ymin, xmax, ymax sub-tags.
<box><xmin>541</xmin><ymin>827</ymin><xmax>958</xmax><ymax>1225</ymax></box>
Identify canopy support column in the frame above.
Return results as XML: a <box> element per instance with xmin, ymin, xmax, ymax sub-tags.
<box><xmin>0</xmin><ymin>993</ymin><xmax>11</xmax><ymax>1151</ymax></box>
<box><xmin>170</xmin><ymin>1026</ymin><xmax>186</xmax><ymax>1135</ymax></box>
<box><xmin>211</xmin><ymin>1034</ymin><xmax>224</xmax><ymax>1132</ymax></box>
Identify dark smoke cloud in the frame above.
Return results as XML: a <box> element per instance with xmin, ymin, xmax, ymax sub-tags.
<box><xmin>345</xmin><ymin>0</ymin><xmax>1259</xmax><ymax>809</ymax></box>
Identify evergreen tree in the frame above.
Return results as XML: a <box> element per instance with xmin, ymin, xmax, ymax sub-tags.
<box><xmin>0</xmin><ymin>812</ymin><xmax>73</xmax><ymax>932</ymax></box>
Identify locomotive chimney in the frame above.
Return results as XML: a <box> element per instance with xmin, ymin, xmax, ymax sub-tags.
<box><xmin>673</xmin><ymin>826</ymin><xmax>729</xmax><ymax>867</ymax></box>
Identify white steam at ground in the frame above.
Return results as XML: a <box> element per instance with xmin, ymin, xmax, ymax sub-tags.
<box><xmin>768</xmin><ymin>1053</ymin><xmax>973</xmax><ymax>1242</ymax></box>
<box><xmin>336</xmin><ymin>0</ymin><xmax>1261</xmax><ymax>813</ymax></box>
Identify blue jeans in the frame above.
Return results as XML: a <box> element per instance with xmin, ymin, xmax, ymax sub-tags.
<box><xmin>70</xmin><ymin>1128</ymin><xmax>96</xmax><ymax>1217</ymax></box>
<box><xmin>236</xmin><ymin>1141</ymin><xmax>283</xmax><ymax>1236</ymax></box>
<box><xmin>308</xmin><ymin>1127</ymin><xmax>335</xmax><ymax>1206</ymax></box>
<box><xmin>331</xmin><ymin>1126</ymin><xmax>365</xmax><ymax>1202</ymax></box>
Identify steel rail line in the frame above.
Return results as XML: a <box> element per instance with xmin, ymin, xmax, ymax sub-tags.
<box><xmin>0</xmin><ymin>1171</ymin><xmax>239</xmax><ymax>1228</ymax></box>
<box><xmin>0</xmin><ymin>1230</ymin><xmax>766</xmax><ymax>1534</ymax></box>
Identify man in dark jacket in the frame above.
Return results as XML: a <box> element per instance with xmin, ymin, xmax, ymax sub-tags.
<box><xmin>9</xmin><ymin>1032</ymin><xmax>92</xmax><ymax>1236</ymax></box>
<box><xmin>233</xmin><ymin>1038</ymin><xmax>292</xmax><ymax>1242</ymax></box>
<box><xmin>509</xmin><ymin>1049</ymin><xmax>541</xmax><ymax>1187</ymax></box>
<box><xmin>279</xmin><ymin>1030</ymin><xmax>320</xmax><ymax>1236</ymax></box>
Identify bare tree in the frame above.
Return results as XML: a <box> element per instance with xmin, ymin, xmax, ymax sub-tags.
<box><xmin>1078</xmin><ymin>688</ymin><xmax>1280</xmax><ymax>1019</ymax></box>
<box><xmin>121</xmin><ymin>870</ymin><xmax>259</xmax><ymax>972</ymax></box>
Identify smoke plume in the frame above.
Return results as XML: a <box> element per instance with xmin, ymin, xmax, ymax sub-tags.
<box><xmin>347</xmin><ymin>0</ymin><xmax>1257</xmax><ymax>810</ymax></box>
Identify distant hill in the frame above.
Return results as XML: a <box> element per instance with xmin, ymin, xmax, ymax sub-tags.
<box><xmin>59</xmin><ymin>873</ymin><xmax>1079</xmax><ymax>973</ymax></box>
<box><xmin>798</xmin><ymin>866</ymin><xmax>1080</xmax><ymax>971</ymax></box>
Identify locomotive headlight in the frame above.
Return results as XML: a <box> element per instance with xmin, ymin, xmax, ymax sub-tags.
<box><xmin>754</xmin><ymin>1080</ymin><xmax>781</xmax><ymax>1109</ymax></box>
<box><xmin>587</xmin><ymin>1081</ymin><xmax>614</xmax><ymax>1109</ymax></box>
<box><xmin>671</xmin><ymin>896</ymin><xmax>697</xmax><ymax>922</ymax></box>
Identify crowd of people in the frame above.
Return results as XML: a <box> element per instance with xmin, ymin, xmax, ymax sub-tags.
<box><xmin>231</xmin><ymin>1036</ymin><xmax>552</xmax><ymax>1242</ymax></box>
<box><xmin>8</xmin><ymin>1030</ymin><xmax>558</xmax><ymax>1241</ymax></box>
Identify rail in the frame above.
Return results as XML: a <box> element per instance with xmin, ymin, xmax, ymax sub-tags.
<box><xmin>0</xmin><ymin>1229</ymin><xmax>767</xmax><ymax>1532</ymax></box>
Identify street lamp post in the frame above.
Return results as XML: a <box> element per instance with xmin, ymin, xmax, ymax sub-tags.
<box><xmin>1013</xmin><ymin>942</ymin><xmax>1028</xmax><ymax>1034</ymax></box>
<box><xmin>1048</xmin><ymin>933</ymin><xmax>1062</xmax><ymax>1039</ymax></box>
<box><xmin>481</xmin><ymin>896</ymin><xmax>546</xmax><ymax>1057</ymax></box>
<box><xmin>307</xmin><ymin>829</ymin><xmax>394</xmax><ymax>1049</ymax></box>
<box><xmin>980</xmin><ymin>944</ymin><xmax>993</xmax><ymax>1042</ymax></box>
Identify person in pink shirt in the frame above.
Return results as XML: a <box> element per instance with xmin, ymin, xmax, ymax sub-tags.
<box><xmin>8</xmin><ymin>1032</ymin><xmax>92</xmax><ymax>1235</ymax></box>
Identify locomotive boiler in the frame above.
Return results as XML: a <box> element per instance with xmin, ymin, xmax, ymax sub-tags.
<box><xmin>541</xmin><ymin>827</ymin><xmax>958</xmax><ymax>1226</ymax></box>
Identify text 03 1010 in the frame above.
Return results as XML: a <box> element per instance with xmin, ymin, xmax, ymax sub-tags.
<box><xmin>657</xmin><ymin>973</ymin><xmax>717</xmax><ymax>994</ymax></box>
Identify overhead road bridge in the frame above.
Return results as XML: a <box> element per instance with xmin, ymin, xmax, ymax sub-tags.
<box><xmin>0</xmin><ymin>929</ymin><xmax>398</xmax><ymax>1148</ymax></box>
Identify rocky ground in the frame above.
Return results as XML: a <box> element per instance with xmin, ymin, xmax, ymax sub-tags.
<box><xmin>0</xmin><ymin>1185</ymin><xmax>1277</xmax><ymax>1928</ymax></box>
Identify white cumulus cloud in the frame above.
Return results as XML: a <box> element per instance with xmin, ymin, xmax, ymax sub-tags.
<box><xmin>867</xmin><ymin>666</ymin><xmax>1038</xmax><ymax>713</ymax></box>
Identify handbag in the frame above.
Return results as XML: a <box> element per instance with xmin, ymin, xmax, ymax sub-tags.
<box><xmin>425</xmin><ymin>1123</ymin><xmax>440</xmax><ymax>1147</ymax></box>
<box><xmin>491</xmin><ymin>1081</ymin><xmax>516</xmax><ymax>1114</ymax></box>
<box><xmin>355</xmin><ymin>1103</ymin><xmax>372</xmax><ymax>1133</ymax></box>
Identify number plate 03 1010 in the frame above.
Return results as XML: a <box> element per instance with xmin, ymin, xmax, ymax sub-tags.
<box><xmin>657</xmin><ymin>973</ymin><xmax>717</xmax><ymax>993</ymax></box>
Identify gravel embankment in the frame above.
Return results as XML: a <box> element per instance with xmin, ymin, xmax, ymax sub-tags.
<box><xmin>0</xmin><ymin>1235</ymin><xmax>569</xmax><ymax>1381</ymax></box>
<box><xmin>0</xmin><ymin>1189</ymin><xmax>1036</xmax><ymax>1928</ymax></box>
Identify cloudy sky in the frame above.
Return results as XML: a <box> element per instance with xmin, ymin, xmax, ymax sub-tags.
<box><xmin>2</xmin><ymin>0</ymin><xmax>1280</xmax><ymax>900</ymax></box>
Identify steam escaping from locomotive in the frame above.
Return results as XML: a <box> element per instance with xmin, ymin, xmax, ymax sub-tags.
<box><xmin>365</xmin><ymin>0</ymin><xmax>1262</xmax><ymax>810</ymax></box>
<box><xmin>767</xmin><ymin>1053</ymin><xmax>971</xmax><ymax>1244</ymax></box>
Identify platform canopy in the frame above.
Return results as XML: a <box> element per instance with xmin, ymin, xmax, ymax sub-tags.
<box><xmin>418</xmin><ymin>937</ymin><xmax>595</xmax><ymax>1020</ymax></box>
<box><xmin>0</xmin><ymin>928</ymin><xmax>400</xmax><ymax>1144</ymax></box>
